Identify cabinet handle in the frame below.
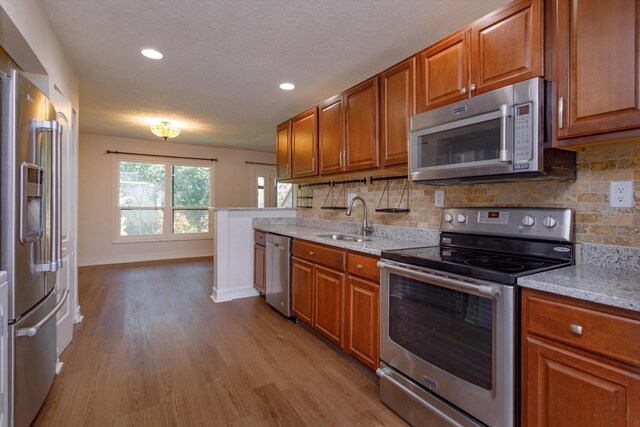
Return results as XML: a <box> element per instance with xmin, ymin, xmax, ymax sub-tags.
<box><xmin>470</xmin><ymin>83</ymin><xmax>476</xmax><ymax>91</ymax></box>
<box><xmin>356</xmin><ymin>264</ymin><xmax>364</xmax><ymax>270</ymax></box>
<box><xmin>558</xmin><ymin>96</ymin><xmax>564</xmax><ymax>129</ymax></box>
<box><xmin>339</xmin><ymin>151</ymin><xmax>343</xmax><ymax>167</ymax></box>
<box><xmin>460</xmin><ymin>87</ymin><xmax>466</xmax><ymax>94</ymax></box>
<box><xmin>309</xmin><ymin>251</ymin><xmax>315</xmax><ymax>256</ymax></box>
<box><xmin>311</xmin><ymin>156</ymin><xmax>315</xmax><ymax>169</ymax></box>
<box><xmin>569</xmin><ymin>323</ymin><xmax>582</xmax><ymax>335</ymax></box>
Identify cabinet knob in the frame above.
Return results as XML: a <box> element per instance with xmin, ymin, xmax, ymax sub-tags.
<box><xmin>460</xmin><ymin>87</ymin><xmax>467</xmax><ymax>94</ymax></box>
<box><xmin>309</xmin><ymin>251</ymin><xmax>315</xmax><ymax>256</ymax></box>
<box><xmin>356</xmin><ymin>264</ymin><xmax>364</xmax><ymax>270</ymax></box>
<box><xmin>470</xmin><ymin>83</ymin><xmax>476</xmax><ymax>91</ymax></box>
<box><xmin>570</xmin><ymin>323</ymin><xmax>582</xmax><ymax>335</ymax></box>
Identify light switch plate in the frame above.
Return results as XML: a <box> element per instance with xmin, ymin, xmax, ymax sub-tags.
<box><xmin>610</xmin><ymin>181</ymin><xmax>633</xmax><ymax>208</ymax></box>
<box><xmin>347</xmin><ymin>193</ymin><xmax>356</xmax><ymax>205</ymax></box>
<box><xmin>435</xmin><ymin>190</ymin><xmax>445</xmax><ymax>207</ymax></box>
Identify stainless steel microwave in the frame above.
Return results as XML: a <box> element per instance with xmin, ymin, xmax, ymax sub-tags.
<box><xmin>409</xmin><ymin>78</ymin><xmax>575</xmax><ymax>184</ymax></box>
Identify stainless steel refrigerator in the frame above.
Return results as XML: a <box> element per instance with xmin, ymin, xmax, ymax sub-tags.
<box><xmin>1</xmin><ymin>69</ymin><xmax>68</xmax><ymax>427</ymax></box>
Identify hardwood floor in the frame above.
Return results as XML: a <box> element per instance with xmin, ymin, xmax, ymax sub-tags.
<box><xmin>32</xmin><ymin>258</ymin><xmax>406</xmax><ymax>426</ymax></box>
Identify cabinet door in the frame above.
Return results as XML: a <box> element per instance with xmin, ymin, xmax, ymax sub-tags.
<box><xmin>291</xmin><ymin>107</ymin><xmax>318</xmax><ymax>178</ymax></box>
<box><xmin>253</xmin><ymin>244</ymin><xmax>265</xmax><ymax>294</ymax></box>
<box><xmin>555</xmin><ymin>0</ymin><xmax>640</xmax><ymax>140</ymax></box>
<box><xmin>313</xmin><ymin>265</ymin><xmax>345</xmax><ymax>347</ymax></box>
<box><xmin>380</xmin><ymin>58</ymin><xmax>415</xmax><ymax>167</ymax></box>
<box><xmin>345</xmin><ymin>276</ymin><xmax>379</xmax><ymax>370</ymax></box>
<box><xmin>417</xmin><ymin>29</ymin><xmax>470</xmax><ymax>112</ymax></box>
<box><xmin>470</xmin><ymin>0</ymin><xmax>543</xmax><ymax>95</ymax></box>
<box><xmin>523</xmin><ymin>338</ymin><xmax>640</xmax><ymax>427</ymax></box>
<box><xmin>276</xmin><ymin>121</ymin><xmax>291</xmax><ymax>180</ymax></box>
<box><xmin>291</xmin><ymin>258</ymin><xmax>314</xmax><ymax>325</ymax></box>
<box><xmin>344</xmin><ymin>77</ymin><xmax>379</xmax><ymax>172</ymax></box>
<box><xmin>319</xmin><ymin>96</ymin><xmax>345</xmax><ymax>175</ymax></box>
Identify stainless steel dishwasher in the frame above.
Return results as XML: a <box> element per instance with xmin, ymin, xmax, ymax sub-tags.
<box><xmin>265</xmin><ymin>233</ymin><xmax>292</xmax><ymax>317</ymax></box>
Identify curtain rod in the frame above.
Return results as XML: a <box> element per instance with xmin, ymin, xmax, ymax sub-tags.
<box><xmin>106</xmin><ymin>150</ymin><xmax>217</xmax><ymax>162</ymax></box>
<box><xmin>245</xmin><ymin>161</ymin><xmax>276</xmax><ymax>166</ymax></box>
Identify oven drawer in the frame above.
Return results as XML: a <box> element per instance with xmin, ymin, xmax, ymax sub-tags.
<box><xmin>524</xmin><ymin>290</ymin><xmax>640</xmax><ymax>366</ymax></box>
<box><xmin>347</xmin><ymin>252</ymin><xmax>379</xmax><ymax>281</ymax></box>
<box><xmin>292</xmin><ymin>240</ymin><xmax>346</xmax><ymax>271</ymax></box>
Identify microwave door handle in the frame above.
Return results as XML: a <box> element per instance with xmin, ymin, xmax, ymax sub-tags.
<box><xmin>378</xmin><ymin>260</ymin><xmax>501</xmax><ymax>297</ymax></box>
<box><xmin>499</xmin><ymin>104</ymin><xmax>510</xmax><ymax>162</ymax></box>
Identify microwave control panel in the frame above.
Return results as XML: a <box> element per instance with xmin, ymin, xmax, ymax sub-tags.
<box><xmin>513</xmin><ymin>102</ymin><xmax>533</xmax><ymax>165</ymax></box>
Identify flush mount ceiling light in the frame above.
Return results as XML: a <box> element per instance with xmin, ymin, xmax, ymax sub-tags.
<box><xmin>141</xmin><ymin>48</ymin><xmax>163</xmax><ymax>59</ymax></box>
<box><xmin>150</xmin><ymin>121</ymin><xmax>180</xmax><ymax>141</ymax></box>
<box><xmin>279</xmin><ymin>82</ymin><xmax>295</xmax><ymax>90</ymax></box>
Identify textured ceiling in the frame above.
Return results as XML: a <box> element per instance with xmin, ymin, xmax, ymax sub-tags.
<box><xmin>39</xmin><ymin>0</ymin><xmax>507</xmax><ymax>152</ymax></box>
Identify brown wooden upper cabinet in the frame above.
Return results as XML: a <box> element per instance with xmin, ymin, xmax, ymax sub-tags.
<box><xmin>417</xmin><ymin>28</ymin><xmax>470</xmax><ymax>112</ymax></box>
<box><xmin>379</xmin><ymin>57</ymin><xmax>415</xmax><ymax>167</ymax></box>
<box><xmin>319</xmin><ymin>96</ymin><xmax>344</xmax><ymax>175</ymax></box>
<box><xmin>552</xmin><ymin>0</ymin><xmax>640</xmax><ymax>146</ymax></box>
<box><xmin>276</xmin><ymin>121</ymin><xmax>291</xmax><ymax>180</ymax></box>
<box><xmin>291</xmin><ymin>107</ymin><xmax>318</xmax><ymax>178</ymax></box>
<box><xmin>470</xmin><ymin>0</ymin><xmax>543</xmax><ymax>95</ymax></box>
<box><xmin>417</xmin><ymin>0</ymin><xmax>543</xmax><ymax>113</ymax></box>
<box><xmin>344</xmin><ymin>77</ymin><xmax>379</xmax><ymax>171</ymax></box>
<box><xmin>319</xmin><ymin>77</ymin><xmax>379</xmax><ymax>174</ymax></box>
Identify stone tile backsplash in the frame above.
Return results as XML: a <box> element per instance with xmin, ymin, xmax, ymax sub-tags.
<box><xmin>298</xmin><ymin>141</ymin><xmax>640</xmax><ymax>247</ymax></box>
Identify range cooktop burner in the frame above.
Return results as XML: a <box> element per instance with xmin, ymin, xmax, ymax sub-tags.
<box><xmin>464</xmin><ymin>259</ymin><xmax>525</xmax><ymax>272</ymax></box>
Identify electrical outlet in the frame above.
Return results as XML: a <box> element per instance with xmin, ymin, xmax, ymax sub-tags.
<box><xmin>610</xmin><ymin>181</ymin><xmax>633</xmax><ymax>208</ymax></box>
<box><xmin>347</xmin><ymin>193</ymin><xmax>356</xmax><ymax>205</ymax></box>
<box><xmin>434</xmin><ymin>190</ymin><xmax>445</xmax><ymax>207</ymax></box>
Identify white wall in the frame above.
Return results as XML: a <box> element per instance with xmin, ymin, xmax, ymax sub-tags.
<box><xmin>78</xmin><ymin>133</ymin><xmax>276</xmax><ymax>266</ymax></box>
<box><xmin>0</xmin><ymin>0</ymin><xmax>79</xmax><ymax>106</ymax></box>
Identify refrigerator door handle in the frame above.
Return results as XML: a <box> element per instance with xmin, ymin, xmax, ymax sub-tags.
<box><xmin>54</xmin><ymin>122</ymin><xmax>63</xmax><ymax>268</ymax></box>
<box><xmin>36</xmin><ymin>120</ymin><xmax>63</xmax><ymax>272</ymax></box>
<box><xmin>16</xmin><ymin>289</ymin><xmax>68</xmax><ymax>337</ymax></box>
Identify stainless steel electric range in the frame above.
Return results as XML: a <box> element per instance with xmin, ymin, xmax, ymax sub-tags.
<box><xmin>377</xmin><ymin>207</ymin><xmax>574</xmax><ymax>427</ymax></box>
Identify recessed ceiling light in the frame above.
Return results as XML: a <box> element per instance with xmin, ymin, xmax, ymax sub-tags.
<box><xmin>141</xmin><ymin>48</ymin><xmax>163</xmax><ymax>60</ymax></box>
<box><xmin>279</xmin><ymin>82</ymin><xmax>295</xmax><ymax>91</ymax></box>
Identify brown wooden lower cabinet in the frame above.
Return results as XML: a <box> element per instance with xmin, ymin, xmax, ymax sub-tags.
<box><xmin>290</xmin><ymin>240</ymin><xmax>380</xmax><ymax>370</ymax></box>
<box><xmin>253</xmin><ymin>231</ymin><xmax>266</xmax><ymax>295</ymax></box>
<box><xmin>314</xmin><ymin>265</ymin><xmax>345</xmax><ymax>347</ymax></box>
<box><xmin>345</xmin><ymin>275</ymin><xmax>379</xmax><ymax>370</ymax></box>
<box><xmin>521</xmin><ymin>288</ymin><xmax>640</xmax><ymax>426</ymax></box>
<box><xmin>291</xmin><ymin>257</ymin><xmax>314</xmax><ymax>325</ymax></box>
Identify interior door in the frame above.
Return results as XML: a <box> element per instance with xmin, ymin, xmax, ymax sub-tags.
<box><xmin>49</xmin><ymin>89</ymin><xmax>76</xmax><ymax>358</ymax></box>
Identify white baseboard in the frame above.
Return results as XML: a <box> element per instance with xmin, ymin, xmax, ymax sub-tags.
<box><xmin>210</xmin><ymin>286</ymin><xmax>259</xmax><ymax>303</ymax></box>
<box><xmin>78</xmin><ymin>249</ymin><xmax>213</xmax><ymax>267</ymax></box>
<box><xmin>74</xmin><ymin>305</ymin><xmax>84</xmax><ymax>324</ymax></box>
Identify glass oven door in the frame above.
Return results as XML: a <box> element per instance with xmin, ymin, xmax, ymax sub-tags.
<box><xmin>379</xmin><ymin>260</ymin><xmax>515</xmax><ymax>427</ymax></box>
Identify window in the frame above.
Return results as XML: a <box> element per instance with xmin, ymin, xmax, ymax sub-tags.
<box><xmin>117</xmin><ymin>159</ymin><xmax>212</xmax><ymax>241</ymax></box>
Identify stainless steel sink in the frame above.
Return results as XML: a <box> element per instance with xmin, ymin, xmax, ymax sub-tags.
<box><xmin>317</xmin><ymin>233</ymin><xmax>371</xmax><ymax>242</ymax></box>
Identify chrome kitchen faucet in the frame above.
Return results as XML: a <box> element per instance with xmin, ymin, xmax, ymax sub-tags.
<box><xmin>346</xmin><ymin>196</ymin><xmax>373</xmax><ymax>236</ymax></box>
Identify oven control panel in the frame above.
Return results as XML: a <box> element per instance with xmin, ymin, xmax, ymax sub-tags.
<box><xmin>441</xmin><ymin>208</ymin><xmax>573</xmax><ymax>242</ymax></box>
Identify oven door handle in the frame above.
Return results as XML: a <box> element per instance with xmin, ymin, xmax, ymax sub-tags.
<box><xmin>378</xmin><ymin>261</ymin><xmax>501</xmax><ymax>297</ymax></box>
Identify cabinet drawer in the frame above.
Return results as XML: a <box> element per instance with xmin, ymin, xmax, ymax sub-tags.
<box><xmin>292</xmin><ymin>240</ymin><xmax>346</xmax><ymax>271</ymax></box>
<box><xmin>254</xmin><ymin>230</ymin><xmax>266</xmax><ymax>246</ymax></box>
<box><xmin>347</xmin><ymin>252</ymin><xmax>379</xmax><ymax>282</ymax></box>
<box><xmin>524</xmin><ymin>292</ymin><xmax>640</xmax><ymax>366</ymax></box>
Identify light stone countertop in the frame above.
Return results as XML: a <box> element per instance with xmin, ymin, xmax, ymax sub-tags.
<box><xmin>214</xmin><ymin>207</ymin><xmax>297</xmax><ymax>212</ymax></box>
<box><xmin>518</xmin><ymin>264</ymin><xmax>640</xmax><ymax>312</ymax></box>
<box><xmin>253</xmin><ymin>223</ymin><xmax>436</xmax><ymax>256</ymax></box>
